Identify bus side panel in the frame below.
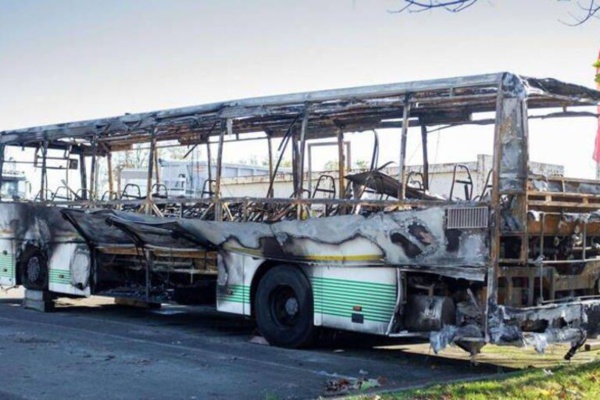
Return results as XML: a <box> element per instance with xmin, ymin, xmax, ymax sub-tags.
<box><xmin>0</xmin><ymin>237</ymin><xmax>15</xmax><ymax>286</ymax></box>
<box><xmin>0</xmin><ymin>202</ymin><xmax>87</xmax><ymax>292</ymax></box>
<box><xmin>0</xmin><ymin>203</ymin><xmax>26</xmax><ymax>286</ymax></box>
<box><xmin>216</xmin><ymin>252</ymin><xmax>256</xmax><ymax>315</ymax></box>
<box><xmin>304</xmin><ymin>266</ymin><xmax>322</xmax><ymax>327</ymax></box>
<box><xmin>240</xmin><ymin>257</ymin><xmax>264</xmax><ymax>316</ymax></box>
<box><xmin>48</xmin><ymin>243</ymin><xmax>91</xmax><ymax>297</ymax></box>
<box><xmin>312</xmin><ymin>266</ymin><xmax>398</xmax><ymax>335</ymax></box>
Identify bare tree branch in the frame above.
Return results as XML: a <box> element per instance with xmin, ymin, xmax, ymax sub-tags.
<box><xmin>389</xmin><ymin>0</ymin><xmax>600</xmax><ymax>24</ymax></box>
<box><xmin>562</xmin><ymin>0</ymin><xmax>600</xmax><ymax>25</ymax></box>
<box><xmin>389</xmin><ymin>0</ymin><xmax>479</xmax><ymax>14</ymax></box>
<box><xmin>389</xmin><ymin>0</ymin><xmax>475</xmax><ymax>13</ymax></box>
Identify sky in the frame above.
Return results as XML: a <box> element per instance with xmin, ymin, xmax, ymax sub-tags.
<box><xmin>1</xmin><ymin>0</ymin><xmax>599</xmax><ymax>183</ymax></box>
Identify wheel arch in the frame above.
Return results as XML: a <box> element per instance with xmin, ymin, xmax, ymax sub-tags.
<box><xmin>251</xmin><ymin>261</ymin><xmax>318</xmax><ymax>348</ymax></box>
<box><xmin>249</xmin><ymin>260</ymin><xmax>310</xmax><ymax>317</ymax></box>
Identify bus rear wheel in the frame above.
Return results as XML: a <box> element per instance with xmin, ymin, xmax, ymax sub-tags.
<box><xmin>20</xmin><ymin>249</ymin><xmax>48</xmax><ymax>290</ymax></box>
<box><xmin>255</xmin><ymin>265</ymin><xmax>317</xmax><ymax>348</ymax></box>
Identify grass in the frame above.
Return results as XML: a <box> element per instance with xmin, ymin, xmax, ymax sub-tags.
<box><xmin>395</xmin><ymin>360</ymin><xmax>600</xmax><ymax>399</ymax></box>
<box><xmin>344</xmin><ymin>343</ymin><xmax>600</xmax><ymax>399</ymax></box>
<box><xmin>353</xmin><ymin>358</ymin><xmax>600</xmax><ymax>400</ymax></box>
<box><xmin>470</xmin><ymin>343</ymin><xmax>599</xmax><ymax>369</ymax></box>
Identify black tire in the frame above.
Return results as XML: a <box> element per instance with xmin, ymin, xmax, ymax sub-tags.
<box><xmin>20</xmin><ymin>249</ymin><xmax>48</xmax><ymax>290</ymax></box>
<box><xmin>255</xmin><ymin>265</ymin><xmax>317</xmax><ymax>348</ymax></box>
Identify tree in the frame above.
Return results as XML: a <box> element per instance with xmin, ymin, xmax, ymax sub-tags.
<box><xmin>322</xmin><ymin>159</ymin><xmax>369</xmax><ymax>171</ymax></box>
<box><xmin>113</xmin><ymin>144</ymin><xmax>149</xmax><ymax>169</ymax></box>
<box><xmin>323</xmin><ymin>159</ymin><xmax>339</xmax><ymax>171</ymax></box>
<box><xmin>391</xmin><ymin>0</ymin><xmax>600</xmax><ymax>25</ymax></box>
<box><xmin>354</xmin><ymin>159</ymin><xmax>370</xmax><ymax>170</ymax></box>
<box><xmin>280</xmin><ymin>158</ymin><xmax>293</xmax><ymax>168</ymax></box>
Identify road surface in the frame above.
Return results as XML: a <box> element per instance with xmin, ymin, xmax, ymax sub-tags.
<box><xmin>0</xmin><ymin>288</ymin><xmax>506</xmax><ymax>399</ymax></box>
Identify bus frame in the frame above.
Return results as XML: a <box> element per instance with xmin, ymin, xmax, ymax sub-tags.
<box><xmin>1</xmin><ymin>72</ymin><xmax>600</xmax><ymax>356</ymax></box>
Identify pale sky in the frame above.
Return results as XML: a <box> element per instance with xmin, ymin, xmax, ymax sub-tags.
<box><xmin>1</xmin><ymin>0</ymin><xmax>599</xmax><ymax>181</ymax></box>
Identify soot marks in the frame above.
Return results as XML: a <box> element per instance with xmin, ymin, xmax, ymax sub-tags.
<box><xmin>391</xmin><ymin>232</ymin><xmax>422</xmax><ymax>257</ymax></box>
<box><xmin>391</xmin><ymin>222</ymin><xmax>435</xmax><ymax>258</ymax></box>
<box><xmin>408</xmin><ymin>223</ymin><xmax>435</xmax><ymax>247</ymax></box>
<box><xmin>258</xmin><ymin>236</ymin><xmax>287</xmax><ymax>258</ymax></box>
<box><xmin>445</xmin><ymin>230</ymin><xmax>462</xmax><ymax>252</ymax></box>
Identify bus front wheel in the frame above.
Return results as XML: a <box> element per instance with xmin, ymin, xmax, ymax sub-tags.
<box><xmin>255</xmin><ymin>265</ymin><xmax>317</xmax><ymax>348</ymax></box>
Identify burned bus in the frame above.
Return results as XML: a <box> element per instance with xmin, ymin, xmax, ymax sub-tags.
<box><xmin>1</xmin><ymin>72</ymin><xmax>599</xmax><ymax>356</ymax></box>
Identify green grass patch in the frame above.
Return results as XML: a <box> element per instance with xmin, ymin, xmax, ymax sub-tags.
<box><xmin>359</xmin><ymin>359</ymin><xmax>600</xmax><ymax>400</ymax></box>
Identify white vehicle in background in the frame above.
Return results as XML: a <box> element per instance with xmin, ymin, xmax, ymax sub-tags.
<box><xmin>1</xmin><ymin>169</ymin><xmax>30</xmax><ymax>200</ymax></box>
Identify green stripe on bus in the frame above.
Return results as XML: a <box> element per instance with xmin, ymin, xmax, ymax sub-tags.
<box><xmin>49</xmin><ymin>270</ymin><xmax>72</xmax><ymax>284</ymax></box>
<box><xmin>312</xmin><ymin>288</ymin><xmax>396</xmax><ymax>305</ymax></box>
<box><xmin>311</xmin><ymin>276</ymin><xmax>396</xmax><ymax>323</ymax></box>
<box><xmin>0</xmin><ymin>253</ymin><xmax>15</xmax><ymax>277</ymax></box>
<box><xmin>314</xmin><ymin>296</ymin><xmax>396</xmax><ymax>313</ymax></box>
<box><xmin>49</xmin><ymin>271</ymin><xmax>71</xmax><ymax>276</ymax></box>
<box><xmin>311</xmin><ymin>276</ymin><xmax>396</xmax><ymax>291</ymax></box>
<box><xmin>312</xmin><ymin>283</ymin><xmax>396</xmax><ymax>295</ymax></box>
<box><xmin>218</xmin><ymin>284</ymin><xmax>250</xmax><ymax>304</ymax></box>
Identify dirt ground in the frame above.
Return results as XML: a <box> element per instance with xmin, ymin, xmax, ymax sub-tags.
<box><xmin>1</xmin><ymin>287</ymin><xmax>587</xmax><ymax>400</ymax></box>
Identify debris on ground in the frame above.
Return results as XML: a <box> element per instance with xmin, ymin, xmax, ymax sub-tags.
<box><xmin>322</xmin><ymin>371</ymin><xmax>386</xmax><ymax>396</ymax></box>
<box><xmin>249</xmin><ymin>335</ymin><xmax>270</xmax><ymax>346</ymax></box>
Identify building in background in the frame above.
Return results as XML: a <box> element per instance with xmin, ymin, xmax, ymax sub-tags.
<box><xmin>119</xmin><ymin>154</ymin><xmax>563</xmax><ymax>200</ymax></box>
<box><xmin>119</xmin><ymin>160</ymin><xmax>286</xmax><ymax>198</ymax></box>
<box><xmin>219</xmin><ymin>154</ymin><xmax>564</xmax><ymax>201</ymax></box>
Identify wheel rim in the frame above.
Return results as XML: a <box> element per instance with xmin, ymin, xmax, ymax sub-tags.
<box><xmin>27</xmin><ymin>256</ymin><xmax>41</xmax><ymax>283</ymax></box>
<box><xmin>269</xmin><ymin>285</ymin><xmax>299</xmax><ymax>327</ymax></box>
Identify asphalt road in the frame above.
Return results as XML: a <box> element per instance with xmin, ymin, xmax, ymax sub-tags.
<box><xmin>0</xmin><ymin>289</ymin><xmax>507</xmax><ymax>400</ymax></box>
